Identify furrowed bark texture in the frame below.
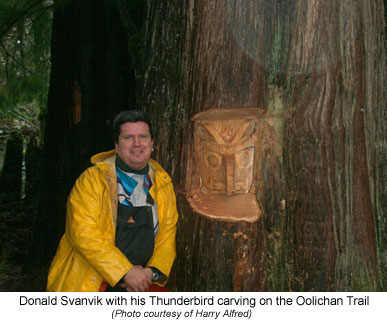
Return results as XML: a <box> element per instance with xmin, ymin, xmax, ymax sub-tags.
<box><xmin>142</xmin><ymin>0</ymin><xmax>385</xmax><ymax>291</ymax></box>
<box><xmin>283</xmin><ymin>0</ymin><xmax>385</xmax><ymax>291</ymax></box>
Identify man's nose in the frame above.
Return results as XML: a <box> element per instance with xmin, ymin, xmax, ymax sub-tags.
<box><xmin>133</xmin><ymin>136</ymin><xmax>140</xmax><ymax>146</ymax></box>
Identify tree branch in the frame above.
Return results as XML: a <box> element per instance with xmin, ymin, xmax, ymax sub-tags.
<box><xmin>0</xmin><ymin>42</ymin><xmax>34</xmax><ymax>76</ymax></box>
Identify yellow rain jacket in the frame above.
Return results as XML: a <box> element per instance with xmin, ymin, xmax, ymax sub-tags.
<box><xmin>47</xmin><ymin>150</ymin><xmax>178</xmax><ymax>291</ymax></box>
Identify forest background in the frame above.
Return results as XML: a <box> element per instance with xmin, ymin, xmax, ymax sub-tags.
<box><xmin>0</xmin><ymin>0</ymin><xmax>386</xmax><ymax>292</ymax></box>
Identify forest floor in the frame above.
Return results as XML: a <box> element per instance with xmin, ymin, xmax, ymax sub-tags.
<box><xmin>0</xmin><ymin>200</ymin><xmax>47</xmax><ymax>291</ymax></box>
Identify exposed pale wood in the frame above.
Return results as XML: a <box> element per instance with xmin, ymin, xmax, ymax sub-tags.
<box><xmin>187</xmin><ymin>107</ymin><xmax>263</xmax><ymax>222</ymax></box>
<box><xmin>187</xmin><ymin>192</ymin><xmax>260</xmax><ymax>222</ymax></box>
<box><xmin>191</xmin><ymin>107</ymin><xmax>265</xmax><ymax>121</ymax></box>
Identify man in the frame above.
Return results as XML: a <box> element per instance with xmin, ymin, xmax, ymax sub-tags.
<box><xmin>47</xmin><ymin>110</ymin><xmax>178</xmax><ymax>292</ymax></box>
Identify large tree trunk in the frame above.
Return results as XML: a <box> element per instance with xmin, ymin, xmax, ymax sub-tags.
<box><xmin>141</xmin><ymin>0</ymin><xmax>386</xmax><ymax>291</ymax></box>
<box><xmin>282</xmin><ymin>0</ymin><xmax>385</xmax><ymax>291</ymax></box>
<box><xmin>24</xmin><ymin>0</ymin><xmax>136</xmax><ymax>271</ymax></box>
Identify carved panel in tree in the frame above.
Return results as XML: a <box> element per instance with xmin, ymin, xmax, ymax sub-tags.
<box><xmin>187</xmin><ymin>107</ymin><xmax>265</xmax><ymax>222</ymax></box>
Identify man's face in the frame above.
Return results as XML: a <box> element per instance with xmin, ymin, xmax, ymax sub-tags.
<box><xmin>115</xmin><ymin>121</ymin><xmax>154</xmax><ymax>170</ymax></box>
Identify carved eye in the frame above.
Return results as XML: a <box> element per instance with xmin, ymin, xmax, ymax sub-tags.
<box><xmin>207</xmin><ymin>154</ymin><xmax>218</xmax><ymax>167</ymax></box>
<box><xmin>206</xmin><ymin>152</ymin><xmax>222</xmax><ymax>169</ymax></box>
<box><xmin>235</xmin><ymin>147</ymin><xmax>254</xmax><ymax>169</ymax></box>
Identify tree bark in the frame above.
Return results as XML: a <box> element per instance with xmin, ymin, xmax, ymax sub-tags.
<box><xmin>141</xmin><ymin>0</ymin><xmax>386</xmax><ymax>291</ymax></box>
<box><xmin>24</xmin><ymin>0</ymin><xmax>136</xmax><ymax>270</ymax></box>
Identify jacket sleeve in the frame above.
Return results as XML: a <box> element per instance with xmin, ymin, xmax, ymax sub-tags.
<box><xmin>146</xmin><ymin>181</ymin><xmax>178</xmax><ymax>280</ymax></box>
<box><xmin>65</xmin><ymin>168</ymin><xmax>132</xmax><ymax>286</ymax></box>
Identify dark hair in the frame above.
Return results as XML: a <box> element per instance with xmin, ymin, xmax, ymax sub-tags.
<box><xmin>113</xmin><ymin>110</ymin><xmax>153</xmax><ymax>143</ymax></box>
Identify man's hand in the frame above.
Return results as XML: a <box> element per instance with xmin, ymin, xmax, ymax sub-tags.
<box><xmin>119</xmin><ymin>266</ymin><xmax>153</xmax><ymax>292</ymax></box>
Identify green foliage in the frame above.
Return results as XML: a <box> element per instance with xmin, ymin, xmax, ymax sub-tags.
<box><xmin>0</xmin><ymin>0</ymin><xmax>52</xmax><ymax>126</ymax></box>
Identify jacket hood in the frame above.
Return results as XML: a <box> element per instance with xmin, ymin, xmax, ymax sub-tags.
<box><xmin>91</xmin><ymin>149</ymin><xmax>116</xmax><ymax>165</ymax></box>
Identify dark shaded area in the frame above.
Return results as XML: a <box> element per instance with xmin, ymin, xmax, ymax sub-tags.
<box><xmin>0</xmin><ymin>201</ymin><xmax>46</xmax><ymax>291</ymax></box>
<box><xmin>24</xmin><ymin>134</ymin><xmax>41</xmax><ymax>208</ymax></box>
<box><xmin>0</xmin><ymin>0</ymin><xmax>145</xmax><ymax>291</ymax></box>
<box><xmin>0</xmin><ymin>131</ymin><xmax>23</xmax><ymax>204</ymax></box>
<box><xmin>22</xmin><ymin>0</ymin><xmax>142</xmax><ymax>277</ymax></box>
<box><xmin>1</xmin><ymin>0</ymin><xmax>146</xmax><ymax>292</ymax></box>
<box><xmin>0</xmin><ymin>132</ymin><xmax>45</xmax><ymax>291</ymax></box>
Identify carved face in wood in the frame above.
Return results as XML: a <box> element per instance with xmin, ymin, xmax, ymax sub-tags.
<box><xmin>196</xmin><ymin>119</ymin><xmax>256</xmax><ymax>195</ymax></box>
